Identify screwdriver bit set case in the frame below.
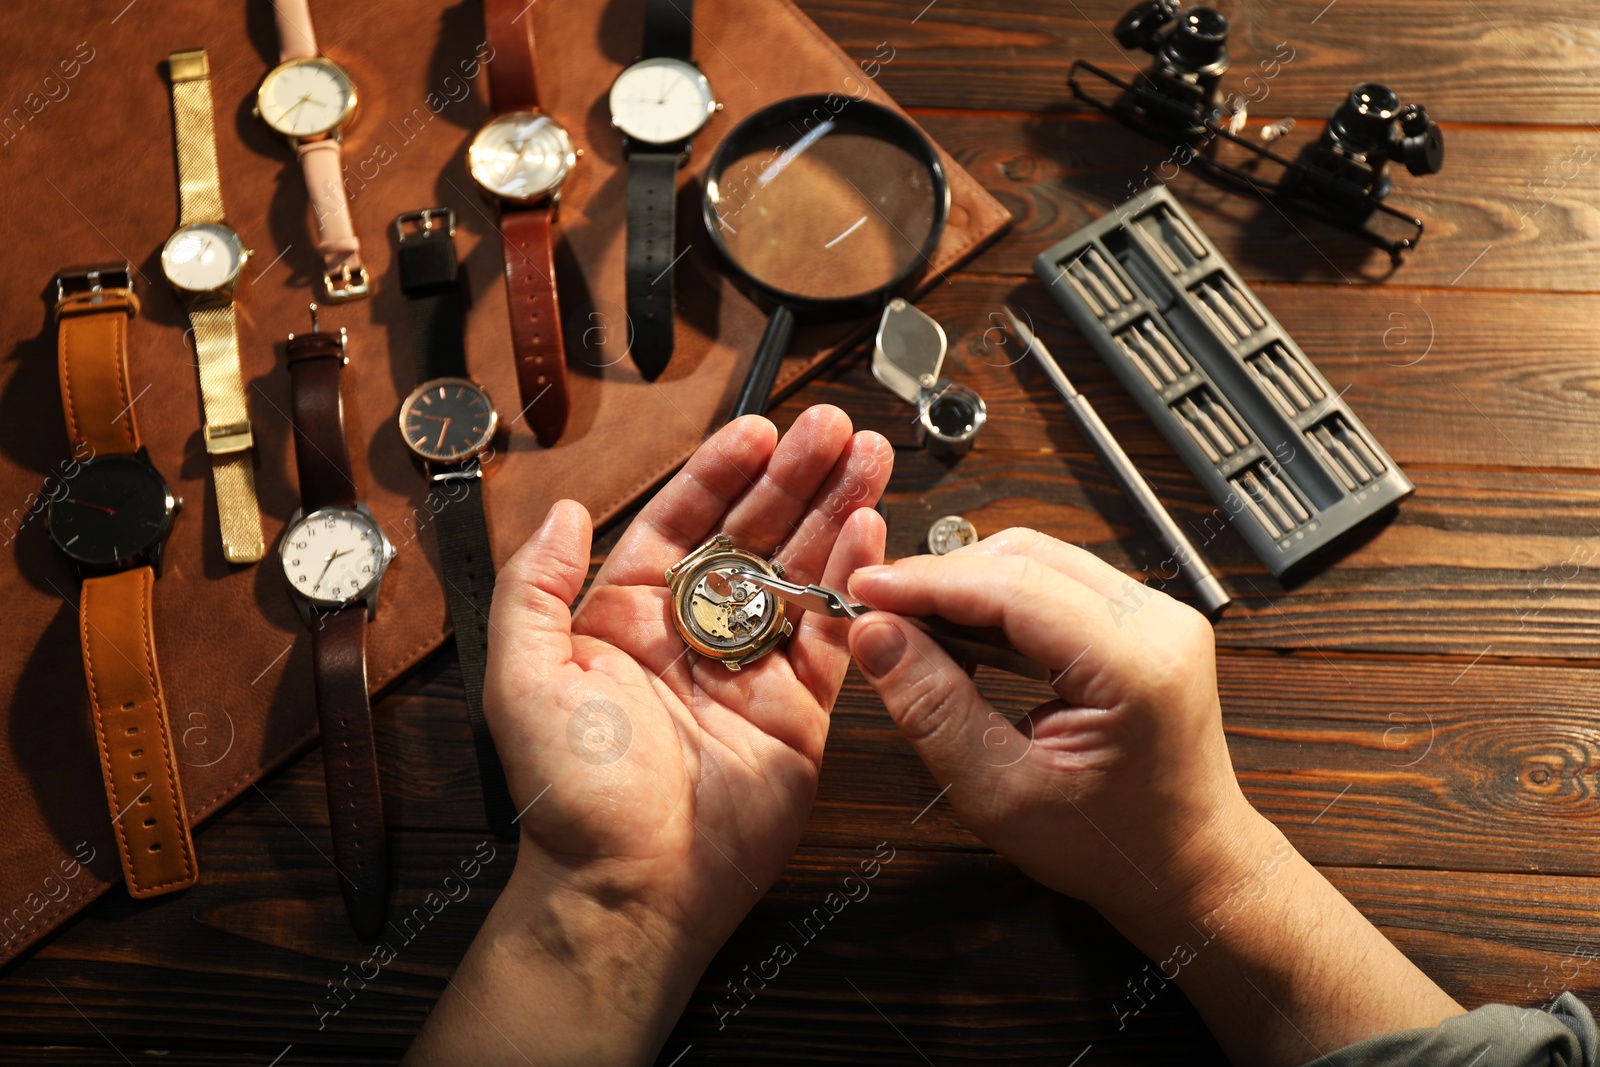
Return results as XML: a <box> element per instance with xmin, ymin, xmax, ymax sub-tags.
<box><xmin>1033</xmin><ymin>186</ymin><xmax>1412</xmax><ymax>576</ymax></box>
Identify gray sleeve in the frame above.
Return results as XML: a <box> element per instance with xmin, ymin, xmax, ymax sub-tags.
<box><xmin>1306</xmin><ymin>994</ymin><xmax>1598</xmax><ymax>1067</ymax></box>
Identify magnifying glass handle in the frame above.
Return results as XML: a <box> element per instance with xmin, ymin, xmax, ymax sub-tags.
<box><xmin>730</xmin><ymin>305</ymin><xmax>796</xmax><ymax>420</ymax></box>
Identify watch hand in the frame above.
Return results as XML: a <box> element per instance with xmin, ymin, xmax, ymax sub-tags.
<box><xmin>62</xmin><ymin>497</ymin><xmax>116</xmax><ymax>516</ymax></box>
<box><xmin>282</xmin><ymin>93</ymin><xmax>314</xmax><ymax>124</ymax></box>
<box><xmin>435</xmin><ymin>417</ymin><xmax>451</xmax><ymax>452</ymax></box>
<box><xmin>311</xmin><ymin>548</ymin><xmax>351</xmax><ymax>594</ymax></box>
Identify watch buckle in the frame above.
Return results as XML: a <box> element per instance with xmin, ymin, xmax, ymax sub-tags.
<box><xmin>323</xmin><ymin>264</ymin><xmax>370</xmax><ymax>302</ymax></box>
<box><xmin>394</xmin><ymin>208</ymin><xmax>457</xmax><ymax>241</ymax></box>
<box><xmin>204</xmin><ymin>420</ymin><xmax>255</xmax><ymax>455</ymax></box>
<box><xmin>53</xmin><ymin>263</ymin><xmax>138</xmax><ymax>320</ymax></box>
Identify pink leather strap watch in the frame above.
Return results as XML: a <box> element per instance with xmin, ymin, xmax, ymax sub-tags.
<box><xmin>254</xmin><ymin>0</ymin><xmax>369</xmax><ymax>301</ymax></box>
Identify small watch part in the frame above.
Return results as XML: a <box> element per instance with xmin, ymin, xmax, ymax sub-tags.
<box><xmin>871</xmin><ymin>299</ymin><xmax>986</xmax><ymax>460</ymax></box>
<box><xmin>665</xmin><ymin>534</ymin><xmax>793</xmax><ymax>670</ymax></box>
<box><xmin>928</xmin><ymin>515</ymin><xmax>979</xmax><ymax>555</ymax></box>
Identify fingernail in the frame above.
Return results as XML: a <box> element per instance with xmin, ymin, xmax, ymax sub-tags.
<box><xmin>847</xmin><ymin>565</ymin><xmax>892</xmax><ymax>597</ymax></box>
<box><xmin>854</xmin><ymin>620</ymin><xmax>906</xmax><ymax>678</ymax></box>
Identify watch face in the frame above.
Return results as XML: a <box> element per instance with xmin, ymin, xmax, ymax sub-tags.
<box><xmin>161</xmin><ymin>222</ymin><xmax>247</xmax><ymax>293</ymax></box>
<box><xmin>667</xmin><ymin>539</ymin><xmax>789</xmax><ymax>665</ymax></box>
<box><xmin>47</xmin><ymin>455</ymin><xmax>176</xmax><ymax>570</ymax></box>
<box><xmin>609</xmin><ymin>58</ymin><xmax>716</xmax><ymax>145</ymax></box>
<box><xmin>256</xmin><ymin>56</ymin><xmax>357</xmax><ymax>138</ymax></box>
<box><xmin>468</xmin><ymin>111</ymin><xmax>575</xmax><ymax>201</ymax></box>
<box><xmin>279</xmin><ymin>507</ymin><xmax>391</xmax><ymax>607</ymax></box>
<box><xmin>399</xmin><ymin>378</ymin><xmax>499</xmax><ymax>463</ymax></box>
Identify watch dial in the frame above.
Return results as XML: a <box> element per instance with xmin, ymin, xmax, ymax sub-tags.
<box><xmin>47</xmin><ymin>456</ymin><xmax>174</xmax><ymax>569</ymax></box>
<box><xmin>609</xmin><ymin>58</ymin><xmax>715</xmax><ymax>145</ymax></box>
<box><xmin>399</xmin><ymin>378</ymin><xmax>498</xmax><ymax>463</ymax></box>
<box><xmin>681</xmin><ymin>560</ymin><xmax>779</xmax><ymax>652</ymax></box>
<box><xmin>280</xmin><ymin>507</ymin><xmax>389</xmax><ymax>606</ymax></box>
<box><xmin>468</xmin><ymin>112</ymin><xmax>575</xmax><ymax>200</ymax></box>
<box><xmin>257</xmin><ymin>57</ymin><xmax>356</xmax><ymax>138</ymax></box>
<box><xmin>161</xmin><ymin>222</ymin><xmax>246</xmax><ymax>293</ymax></box>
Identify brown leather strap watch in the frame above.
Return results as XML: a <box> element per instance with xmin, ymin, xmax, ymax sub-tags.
<box><xmin>46</xmin><ymin>265</ymin><xmax>197</xmax><ymax>899</ymax></box>
<box><xmin>277</xmin><ymin>305</ymin><xmax>394</xmax><ymax>938</ymax></box>
<box><xmin>467</xmin><ymin>0</ymin><xmax>576</xmax><ymax>448</ymax></box>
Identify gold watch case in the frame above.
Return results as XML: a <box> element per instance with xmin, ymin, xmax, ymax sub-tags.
<box><xmin>665</xmin><ymin>534</ymin><xmax>792</xmax><ymax>670</ymax></box>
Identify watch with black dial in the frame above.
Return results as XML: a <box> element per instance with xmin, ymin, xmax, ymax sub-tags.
<box><xmin>665</xmin><ymin>535</ymin><xmax>792</xmax><ymax>670</ymax></box>
<box><xmin>164</xmin><ymin>49</ymin><xmax>264</xmax><ymax>565</ymax></box>
<box><xmin>254</xmin><ymin>0</ymin><xmax>369</xmax><ymax>300</ymax></box>
<box><xmin>279</xmin><ymin>304</ymin><xmax>395</xmax><ymax>938</ymax></box>
<box><xmin>47</xmin><ymin>264</ymin><xmax>198</xmax><ymax>900</ymax></box>
<box><xmin>394</xmin><ymin>208</ymin><xmax>516</xmax><ymax>839</ymax></box>
<box><xmin>467</xmin><ymin>0</ymin><xmax>577</xmax><ymax>449</ymax></box>
<box><xmin>609</xmin><ymin>0</ymin><xmax>720</xmax><ymax>381</ymax></box>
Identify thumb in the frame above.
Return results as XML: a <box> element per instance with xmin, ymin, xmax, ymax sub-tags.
<box><xmin>491</xmin><ymin>499</ymin><xmax>593</xmax><ymax>682</ymax></box>
<box><xmin>849</xmin><ymin>612</ymin><xmax>1014</xmax><ymax>800</ymax></box>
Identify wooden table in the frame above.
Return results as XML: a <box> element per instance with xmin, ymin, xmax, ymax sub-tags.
<box><xmin>7</xmin><ymin>1</ymin><xmax>1600</xmax><ymax>1062</ymax></box>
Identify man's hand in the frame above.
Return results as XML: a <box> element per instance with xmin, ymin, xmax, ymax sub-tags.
<box><xmin>845</xmin><ymin>527</ymin><xmax>1244</xmax><ymax>926</ymax></box>
<box><xmin>845</xmin><ymin>528</ymin><xmax>1463</xmax><ymax>1066</ymax></box>
<box><xmin>407</xmin><ymin>407</ymin><xmax>890</xmax><ymax>1066</ymax></box>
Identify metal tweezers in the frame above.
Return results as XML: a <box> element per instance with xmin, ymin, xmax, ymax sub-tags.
<box><xmin>726</xmin><ymin>567</ymin><xmax>1054</xmax><ymax>681</ymax></box>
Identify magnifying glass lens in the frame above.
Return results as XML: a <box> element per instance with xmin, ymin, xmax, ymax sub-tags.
<box><xmin>708</xmin><ymin>118</ymin><xmax>939</xmax><ymax>301</ymax></box>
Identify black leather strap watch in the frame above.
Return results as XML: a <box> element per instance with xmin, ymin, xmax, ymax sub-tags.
<box><xmin>393</xmin><ymin>208</ymin><xmax>517</xmax><ymax>841</ymax></box>
<box><xmin>608</xmin><ymin>0</ymin><xmax>719</xmax><ymax>381</ymax></box>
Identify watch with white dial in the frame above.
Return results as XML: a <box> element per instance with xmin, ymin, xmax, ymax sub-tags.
<box><xmin>467</xmin><ymin>0</ymin><xmax>577</xmax><ymax>449</ymax></box>
<box><xmin>163</xmin><ymin>49</ymin><xmax>264</xmax><ymax>565</ymax></box>
<box><xmin>665</xmin><ymin>535</ymin><xmax>792</xmax><ymax>670</ymax></box>
<box><xmin>255</xmin><ymin>0</ymin><xmax>369</xmax><ymax>300</ymax></box>
<box><xmin>609</xmin><ymin>0</ymin><xmax>720</xmax><ymax>382</ymax></box>
<box><xmin>279</xmin><ymin>304</ymin><xmax>394</xmax><ymax>938</ymax></box>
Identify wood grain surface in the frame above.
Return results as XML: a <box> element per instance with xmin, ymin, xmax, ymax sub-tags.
<box><xmin>5</xmin><ymin>0</ymin><xmax>1600</xmax><ymax>1064</ymax></box>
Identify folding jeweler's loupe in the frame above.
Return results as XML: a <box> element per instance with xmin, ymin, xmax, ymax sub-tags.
<box><xmin>871</xmin><ymin>299</ymin><xmax>985</xmax><ymax>459</ymax></box>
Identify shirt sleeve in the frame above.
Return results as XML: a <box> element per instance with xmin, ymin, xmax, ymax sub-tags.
<box><xmin>1306</xmin><ymin>994</ymin><xmax>1598</xmax><ymax>1067</ymax></box>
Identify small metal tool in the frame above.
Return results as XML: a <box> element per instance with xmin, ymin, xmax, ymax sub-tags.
<box><xmin>872</xmin><ymin>299</ymin><xmax>986</xmax><ymax>460</ymax></box>
<box><xmin>725</xmin><ymin>567</ymin><xmax>1053</xmax><ymax>681</ymax></box>
<box><xmin>1004</xmin><ymin>306</ymin><xmax>1231</xmax><ymax>618</ymax></box>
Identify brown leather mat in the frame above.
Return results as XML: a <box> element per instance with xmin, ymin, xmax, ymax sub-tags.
<box><xmin>0</xmin><ymin>0</ymin><xmax>1009</xmax><ymax>966</ymax></box>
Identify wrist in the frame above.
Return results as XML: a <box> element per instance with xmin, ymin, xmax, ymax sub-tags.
<box><xmin>407</xmin><ymin>851</ymin><xmax>716</xmax><ymax>1066</ymax></box>
<box><xmin>1099</xmin><ymin>794</ymin><xmax>1291</xmax><ymax>957</ymax></box>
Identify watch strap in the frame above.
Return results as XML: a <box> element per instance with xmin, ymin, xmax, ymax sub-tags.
<box><xmin>272</xmin><ymin>0</ymin><xmax>318</xmax><ymax>61</ymax></box>
<box><xmin>625</xmin><ymin>151</ymin><xmax>681</xmax><ymax>381</ymax></box>
<box><xmin>167</xmin><ymin>50</ymin><xmax>226</xmax><ymax>226</ymax></box>
<box><xmin>645</xmin><ymin>0</ymin><xmax>694</xmax><ymax>60</ymax></box>
<box><xmin>56</xmin><ymin>289</ymin><xmax>140</xmax><ymax>457</ymax></box>
<box><xmin>310</xmin><ymin>604</ymin><xmax>388</xmax><ymax>939</ymax></box>
<box><xmin>483</xmin><ymin>0</ymin><xmax>540</xmax><ymax>110</ymax></box>
<box><xmin>189</xmin><ymin>302</ymin><xmax>265</xmax><ymax>563</ymax></box>
<box><xmin>501</xmin><ymin>207</ymin><xmax>569</xmax><ymax>446</ymax></box>
<box><xmin>297</xmin><ymin>140</ymin><xmax>368</xmax><ymax>301</ymax></box>
<box><xmin>80</xmin><ymin>566</ymin><xmax>199</xmax><ymax>898</ymax></box>
<box><xmin>397</xmin><ymin>213</ymin><xmax>469</xmax><ymax>380</ymax></box>
<box><xmin>432</xmin><ymin>480</ymin><xmax>517</xmax><ymax>838</ymax></box>
<box><xmin>285</xmin><ymin>330</ymin><xmax>357</xmax><ymax>512</ymax></box>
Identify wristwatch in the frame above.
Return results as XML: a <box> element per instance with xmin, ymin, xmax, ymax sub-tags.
<box><xmin>278</xmin><ymin>305</ymin><xmax>395</xmax><ymax>938</ymax></box>
<box><xmin>162</xmin><ymin>49</ymin><xmax>265</xmax><ymax>565</ymax></box>
<box><xmin>46</xmin><ymin>264</ymin><xmax>198</xmax><ymax>899</ymax></box>
<box><xmin>665</xmin><ymin>535</ymin><xmax>792</xmax><ymax>670</ymax></box>
<box><xmin>393</xmin><ymin>208</ymin><xmax>516</xmax><ymax>840</ymax></box>
<box><xmin>254</xmin><ymin>0</ymin><xmax>369</xmax><ymax>301</ymax></box>
<box><xmin>467</xmin><ymin>0</ymin><xmax>577</xmax><ymax>448</ymax></box>
<box><xmin>609</xmin><ymin>0</ymin><xmax>720</xmax><ymax>381</ymax></box>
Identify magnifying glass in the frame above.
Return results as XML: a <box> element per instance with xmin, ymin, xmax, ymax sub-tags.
<box><xmin>703</xmin><ymin>95</ymin><xmax>951</xmax><ymax>420</ymax></box>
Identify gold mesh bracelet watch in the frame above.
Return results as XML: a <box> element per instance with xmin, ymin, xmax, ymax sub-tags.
<box><xmin>162</xmin><ymin>49</ymin><xmax>264</xmax><ymax>564</ymax></box>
